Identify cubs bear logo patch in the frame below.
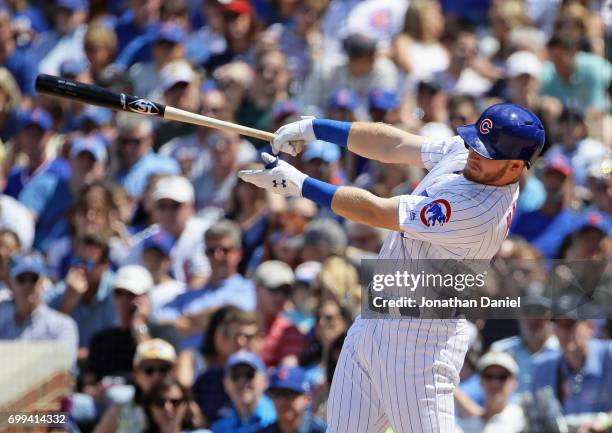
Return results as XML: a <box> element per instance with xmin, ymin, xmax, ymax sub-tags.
<box><xmin>420</xmin><ymin>199</ymin><xmax>452</xmax><ymax>227</ymax></box>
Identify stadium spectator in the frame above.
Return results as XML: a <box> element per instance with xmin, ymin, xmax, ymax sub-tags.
<box><xmin>35</xmin><ymin>0</ymin><xmax>88</xmax><ymax>76</ymax></box>
<box><xmin>212</xmin><ymin>61</ymin><xmax>255</xmax><ymax>116</ymax></box>
<box><xmin>0</xmin><ymin>252</ymin><xmax>78</xmax><ymax>365</ymax></box>
<box><xmin>4</xmin><ymin>108</ymin><xmax>65</xmax><ymax>199</ymax></box>
<box><xmin>253</xmin><ymin>260</ymin><xmax>306</xmax><ymax>367</ymax></box>
<box><xmin>531</xmin><ymin>294</ymin><xmax>612</xmax><ymax>430</ymax></box>
<box><xmin>511</xmin><ymin>154</ymin><xmax>578</xmax><ymax>259</ymax></box>
<box><xmin>140</xmin><ymin>230</ymin><xmax>185</xmax><ymax>322</ymax></box>
<box><xmin>0</xmin><ymin>8</ymin><xmax>37</xmax><ymax>97</ymax></box>
<box><xmin>432</xmin><ymin>29</ymin><xmax>492</xmax><ymax>98</ymax></box>
<box><xmin>126</xmin><ymin>175</ymin><xmax>211</xmax><ymax>287</ymax></box>
<box><xmin>236</xmin><ymin>49</ymin><xmax>291</xmax><ymax>144</ymax></box>
<box><xmin>490</xmin><ymin>296</ymin><xmax>559</xmax><ymax>393</ymax></box>
<box><xmin>19</xmin><ymin>134</ymin><xmax>108</xmax><ymax>250</ymax></box>
<box><xmin>0</xmin><ymin>193</ymin><xmax>35</xmax><ymax>252</ymax></box>
<box><xmin>83</xmin><ymin>24</ymin><xmax>118</xmax><ymax>85</ymax></box>
<box><xmin>301</xmin><ymin>140</ymin><xmax>343</xmax><ymax>187</ymax></box>
<box><xmin>225</xmin><ymin>162</ymin><xmax>270</xmax><ymax>273</ymax></box>
<box><xmin>0</xmin><ymin>229</ymin><xmax>20</xmax><ymax>294</ymax></box>
<box><xmin>46</xmin><ymin>181</ymin><xmax>128</xmax><ymax>281</ymax></box>
<box><xmin>203</xmin><ymin>0</ymin><xmax>260</xmax><ymax>74</ymax></box>
<box><xmin>300</xmin><ymin>218</ymin><xmax>347</xmax><ymax>263</ymax></box>
<box><xmin>0</xmin><ymin>67</ymin><xmax>22</xmax><ymax>143</ymax></box>
<box><xmin>408</xmin><ymin>80</ymin><xmax>450</xmax><ymax>134</ymax></box>
<box><xmin>540</xmin><ymin>33</ymin><xmax>611</xmax><ymax>112</ymax></box>
<box><xmin>546</xmin><ymin>107</ymin><xmax>608</xmax><ymax>187</ymax></box>
<box><xmin>86</xmin><ymin>264</ymin><xmax>180</xmax><ymax>380</ymax></box>
<box><xmin>368</xmin><ymin>88</ymin><xmax>401</xmax><ymax>124</ymax></box>
<box><xmin>114</xmin><ymin>0</ymin><xmax>161</xmax><ymax>62</ymax></box>
<box><xmin>256</xmin><ymin>366</ymin><xmax>326</xmax><ymax>433</ymax></box>
<box><xmin>45</xmin><ymin>232</ymin><xmax>116</xmax><ymax>355</ymax></box>
<box><xmin>393</xmin><ymin>0</ymin><xmax>448</xmax><ymax>90</ymax></box>
<box><xmin>326</xmin><ymin>88</ymin><xmax>359</xmax><ymax>122</ymax></box>
<box><xmin>158</xmin><ymin>219</ymin><xmax>255</xmax><ymax>337</ymax></box>
<box><xmin>210</xmin><ymin>351</ymin><xmax>276</xmax><ymax>433</ymax></box>
<box><xmin>301</xmin><ymin>32</ymin><xmax>399</xmax><ymax>113</ymax></box>
<box><xmin>111</xmin><ymin>114</ymin><xmax>180</xmax><ymax>199</ymax></box>
<box><xmin>93</xmin><ymin>338</ymin><xmax>177</xmax><ymax>433</ymax></box>
<box><xmin>448</xmin><ymin>94</ymin><xmax>479</xmax><ymax>134</ymax></box>
<box><xmin>142</xmin><ymin>376</ymin><xmax>207</xmax><ymax>433</ymax></box>
<box><xmin>456</xmin><ymin>352</ymin><xmax>525</xmax><ymax>433</ymax></box>
<box><xmin>190</xmin><ymin>307</ymin><xmax>263</xmax><ymax>424</ymax></box>
<box><xmin>192</xmin><ymin>130</ymin><xmax>243</xmax><ymax>211</ymax></box>
<box><xmin>184</xmin><ymin>0</ymin><xmax>226</xmax><ymax>66</ymax></box>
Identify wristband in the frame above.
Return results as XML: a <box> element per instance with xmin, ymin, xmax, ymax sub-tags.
<box><xmin>312</xmin><ymin>119</ymin><xmax>351</xmax><ymax>148</ymax></box>
<box><xmin>302</xmin><ymin>177</ymin><xmax>338</xmax><ymax>209</ymax></box>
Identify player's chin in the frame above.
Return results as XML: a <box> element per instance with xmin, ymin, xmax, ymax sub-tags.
<box><xmin>462</xmin><ymin>166</ymin><xmax>480</xmax><ymax>182</ymax></box>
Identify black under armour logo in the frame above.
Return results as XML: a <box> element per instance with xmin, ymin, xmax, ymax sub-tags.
<box><xmin>272</xmin><ymin>179</ymin><xmax>287</xmax><ymax>188</ymax></box>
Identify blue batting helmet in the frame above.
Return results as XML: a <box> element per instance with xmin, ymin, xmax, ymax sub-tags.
<box><xmin>457</xmin><ymin>103</ymin><xmax>545</xmax><ymax>168</ymax></box>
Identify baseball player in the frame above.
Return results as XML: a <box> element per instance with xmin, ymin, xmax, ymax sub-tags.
<box><xmin>238</xmin><ymin>103</ymin><xmax>545</xmax><ymax>433</ymax></box>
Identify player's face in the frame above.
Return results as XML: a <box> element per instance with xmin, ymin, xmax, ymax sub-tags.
<box><xmin>463</xmin><ymin>150</ymin><xmax>521</xmax><ymax>185</ymax></box>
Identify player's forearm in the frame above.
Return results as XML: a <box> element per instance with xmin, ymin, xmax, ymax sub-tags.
<box><xmin>301</xmin><ymin>177</ymin><xmax>399</xmax><ymax>230</ymax></box>
<box><xmin>313</xmin><ymin>120</ymin><xmax>426</xmax><ymax>166</ymax></box>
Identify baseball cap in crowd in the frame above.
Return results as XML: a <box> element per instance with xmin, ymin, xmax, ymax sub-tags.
<box><xmin>543</xmin><ymin>153</ymin><xmax>572</xmax><ymax>178</ymax></box>
<box><xmin>303</xmin><ymin>218</ymin><xmax>348</xmax><ymax>256</ymax></box>
<box><xmin>18</xmin><ymin>108</ymin><xmax>53</xmax><ymax>131</ymax></box>
<box><xmin>268</xmin><ymin>367</ymin><xmax>310</xmax><ymax>394</ymax></box>
<box><xmin>294</xmin><ymin>261</ymin><xmax>322</xmax><ymax>285</ymax></box>
<box><xmin>113</xmin><ymin>265</ymin><xmax>154</xmax><ymax>295</ymax></box>
<box><xmin>520</xmin><ymin>295</ymin><xmax>553</xmax><ymax>316</ymax></box>
<box><xmin>369</xmin><ymin>89</ymin><xmax>399</xmax><ymax>112</ymax></box>
<box><xmin>156</xmin><ymin>22</ymin><xmax>186</xmax><ymax>44</ymax></box>
<box><xmin>254</xmin><ymin>260</ymin><xmax>295</xmax><ymax>290</ymax></box>
<box><xmin>577</xmin><ymin>210</ymin><xmax>612</xmax><ymax>237</ymax></box>
<box><xmin>159</xmin><ymin>61</ymin><xmax>196</xmax><ymax>93</ymax></box>
<box><xmin>77</xmin><ymin>107</ymin><xmax>113</xmax><ymax>128</ymax></box>
<box><xmin>225</xmin><ymin>351</ymin><xmax>266</xmax><ymax>374</ymax></box>
<box><xmin>10</xmin><ymin>253</ymin><xmax>46</xmax><ymax>279</ymax></box>
<box><xmin>552</xmin><ymin>293</ymin><xmax>602</xmax><ymax>321</ymax></box>
<box><xmin>559</xmin><ymin>105</ymin><xmax>585</xmax><ymax>124</ymax></box>
<box><xmin>343</xmin><ymin>32</ymin><xmax>377</xmax><ymax>57</ymax></box>
<box><xmin>303</xmin><ymin>140</ymin><xmax>341</xmax><ymax>163</ymax></box>
<box><xmin>476</xmin><ymin>352</ymin><xmax>519</xmax><ymax>376</ymax></box>
<box><xmin>143</xmin><ymin>230</ymin><xmax>175</xmax><ymax>256</ymax></box>
<box><xmin>505</xmin><ymin>51</ymin><xmax>542</xmax><ymax>79</ymax></box>
<box><xmin>70</xmin><ymin>135</ymin><xmax>108</xmax><ymax>163</ymax></box>
<box><xmin>55</xmin><ymin>0</ymin><xmax>88</xmax><ymax>12</ymax></box>
<box><xmin>152</xmin><ymin>175</ymin><xmax>195</xmax><ymax>203</ymax></box>
<box><xmin>218</xmin><ymin>0</ymin><xmax>252</xmax><ymax>15</ymax></box>
<box><xmin>59</xmin><ymin>58</ymin><xmax>89</xmax><ymax>78</ymax></box>
<box><xmin>133</xmin><ymin>339</ymin><xmax>177</xmax><ymax>367</ymax></box>
<box><xmin>329</xmin><ymin>89</ymin><xmax>358</xmax><ymax>111</ymax></box>
<box><xmin>272</xmin><ymin>101</ymin><xmax>300</xmax><ymax>124</ymax></box>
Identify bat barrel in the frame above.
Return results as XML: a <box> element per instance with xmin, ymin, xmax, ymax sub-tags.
<box><xmin>35</xmin><ymin>74</ymin><xmax>166</xmax><ymax>117</ymax></box>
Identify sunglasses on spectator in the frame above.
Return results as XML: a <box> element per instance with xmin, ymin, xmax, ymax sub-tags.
<box><xmin>205</xmin><ymin>245</ymin><xmax>235</xmax><ymax>256</ymax></box>
<box><xmin>155</xmin><ymin>201</ymin><xmax>182</xmax><ymax>211</ymax></box>
<box><xmin>118</xmin><ymin>137</ymin><xmax>145</xmax><ymax>146</ymax></box>
<box><xmin>70</xmin><ymin>256</ymin><xmax>97</xmax><ymax>270</ymax></box>
<box><xmin>229</xmin><ymin>368</ymin><xmax>256</xmax><ymax>382</ymax></box>
<box><xmin>482</xmin><ymin>372</ymin><xmax>511</xmax><ymax>383</ymax></box>
<box><xmin>141</xmin><ymin>364</ymin><xmax>172</xmax><ymax>376</ymax></box>
<box><xmin>16</xmin><ymin>273</ymin><xmax>40</xmax><ymax>285</ymax></box>
<box><xmin>153</xmin><ymin>397</ymin><xmax>184</xmax><ymax>408</ymax></box>
<box><xmin>319</xmin><ymin>313</ymin><xmax>341</xmax><ymax>323</ymax></box>
<box><xmin>113</xmin><ymin>289</ymin><xmax>137</xmax><ymax>299</ymax></box>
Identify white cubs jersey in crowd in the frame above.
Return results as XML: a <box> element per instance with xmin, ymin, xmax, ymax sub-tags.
<box><xmin>379</xmin><ymin>135</ymin><xmax>519</xmax><ymax>261</ymax></box>
<box><xmin>325</xmin><ymin>136</ymin><xmax>519</xmax><ymax>433</ymax></box>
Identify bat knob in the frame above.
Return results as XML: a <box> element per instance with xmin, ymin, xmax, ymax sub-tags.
<box><xmin>265</xmin><ymin>157</ymin><xmax>279</xmax><ymax>169</ymax></box>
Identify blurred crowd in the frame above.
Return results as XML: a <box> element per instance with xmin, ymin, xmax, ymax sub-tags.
<box><xmin>0</xmin><ymin>0</ymin><xmax>610</xmax><ymax>432</ymax></box>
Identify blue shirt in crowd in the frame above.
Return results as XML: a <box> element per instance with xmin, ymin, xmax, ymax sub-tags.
<box><xmin>511</xmin><ymin>208</ymin><xmax>578</xmax><ymax>258</ymax></box>
<box><xmin>114</xmin><ymin>152</ymin><xmax>180</xmax><ymax>198</ymax></box>
<box><xmin>211</xmin><ymin>395</ymin><xmax>277</xmax><ymax>433</ymax></box>
<box><xmin>531</xmin><ymin>339</ymin><xmax>612</xmax><ymax>414</ymax></box>
<box><xmin>4</xmin><ymin>47</ymin><xmax>38</xmax><ymax>96</ymax></box>
<box><xmin>45</xmin><ymin>270</ymin><xmax>117</xmax><ymax>348</ymax></box>
<box><xmin>0</xmin><ymin>302</ymin><xmax>78</xmax><ymax>365</ymax></box>
<box><xmin>4</xmin><ymin>157</ymin><xmax>70</xmax><ymax>199</ymax></box>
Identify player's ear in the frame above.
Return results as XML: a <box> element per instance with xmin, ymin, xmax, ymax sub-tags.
<box><xmin>509</xmin><ymin>160</ymin><xmax>523</xmax><ymax>173</ymax></box>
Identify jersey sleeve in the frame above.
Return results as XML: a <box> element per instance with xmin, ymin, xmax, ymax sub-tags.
<box><xmin>420</xmin><ymin>136</ymin><xmax>467</xmax><ymax>171</ymax></box>
<box><xmin>398</xmin><ymin>192</ymin><xmax>488</xmax><ymax>247</ymax></box>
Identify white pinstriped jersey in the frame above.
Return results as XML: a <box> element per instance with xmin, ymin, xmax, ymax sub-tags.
<box><xmin>379</xmin><ymin>135</ymin><xmax>519</xmax><ymax>261</ymax></box>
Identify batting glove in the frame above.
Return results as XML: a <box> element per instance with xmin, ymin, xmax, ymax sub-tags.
<box><xmin>237</xmin><ymin>152</ymin><xmax>307</xmax><ymax>198</ymax></box>
<box><xmin>271</xmin><ymin>116</ymin><xmax>316</xmax><ymax>156</ymax></box>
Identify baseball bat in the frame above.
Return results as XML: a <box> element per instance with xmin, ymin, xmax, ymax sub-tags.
<box><xmin>34</xmin><ymin>74</ymin><xmax>277</xmax><ymax>143</ymax></box>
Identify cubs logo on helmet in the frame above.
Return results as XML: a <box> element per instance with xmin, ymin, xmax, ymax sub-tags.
<box><xmin>479</xmin><ymin>118</ymin><xmax>493</xmax><ymax>134</ymax></box>
<box><xmin>420</xmin><ymin>199</ymin><xmax>452</xmax><ymax>227</ymax></box>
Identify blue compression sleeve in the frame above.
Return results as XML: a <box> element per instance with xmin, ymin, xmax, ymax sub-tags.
<box><xmin>302</xmin><ymin>177</ymin><xmax>339</xmax><ymax>209</ymax></box>
<box><xmin>312</xmin><ymin>119</ymin><xmax>352</xmax><ymax>148</ymax></box>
